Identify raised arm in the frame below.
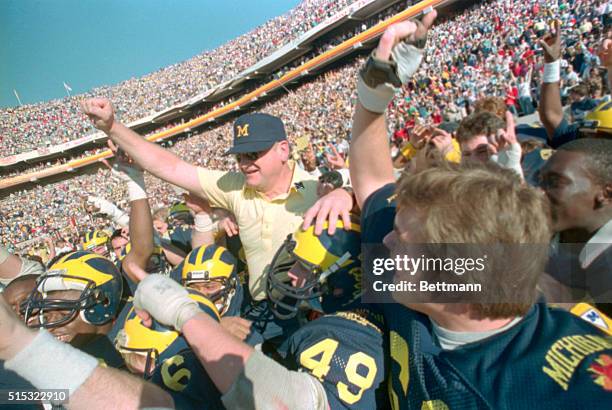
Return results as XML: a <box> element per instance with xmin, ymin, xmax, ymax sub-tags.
<box><xmin>81</xmin><ymin>98</ymin><xmax>201</xmax><ymax>194</ymax></box>
<box><xmin>350</xmin><ymin>11</ymin><xmax>436</xmax><ymax>208</ymax></box>
<box><xmin>538</xmin><ymin>20</ymin><xmax>564</xmax><ymax>141</ymax></box>
<box><xmin>133</xmin><ymin>275</ymin><xmax>328</xmax><ymax>409</ymax></box>
<box><xmin>108</xmin><ymin>144</ymin><xmax>154</xmax><ymax>283</ymax></box>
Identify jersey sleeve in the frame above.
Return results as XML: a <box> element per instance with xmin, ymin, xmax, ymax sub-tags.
<box><xmin>550</xmin><ymin>118</ymin><xmax>580</xmax><ymax>149</ymax></box>
<box><xmin>361</xmin><ymin>183</ymin><xmax>396</xmax><ymax>244</ymax></box>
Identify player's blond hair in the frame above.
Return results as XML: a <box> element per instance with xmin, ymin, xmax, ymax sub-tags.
<box><xmin>396</xmin><ymin>160</ymin><xmax>551</xmax><ymax>318</ymax></box>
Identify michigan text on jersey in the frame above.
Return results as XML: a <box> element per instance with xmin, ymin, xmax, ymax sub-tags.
<box><xmin>542</xmin><ymin>334</ymin><xmax>612</xmax><ymax>390</ymax></box>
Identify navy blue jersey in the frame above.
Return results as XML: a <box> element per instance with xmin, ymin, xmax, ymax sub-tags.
<box><xmin>547</xmin><ymin>240</ymin><xmax>612</xmax><ymax>301</ymax></box>
<box><xmin>551</xmin><ymin>118</ymin><xmax>580</xmax><ymax>148</ymax></box>
<box><xmin>280</xmin><ymin>310</ymin><xmax>387</xmax><ymax>409</ymax></box>
<box><xmin>81</xmin><ymin>333</ymin><xmax>125</xmax><ymax>369</ymax></box>
<box><xmin>150</xmin><ymin>349</ymin><xmax>224</xmax><ymax>410</ymax></box>
<box><xmin>361</xmin><ymin>184</ymin><xmax>612</xmax><ymax>409</ymax></box>
<box><xmin>361</xmin><ymin>183</ymin><xmax>397</xmax><ymax>245</ymax></box>
<box><xmin>384</xmin><ymin>303</ymin><xmax>612</xmax><ymax>409</ymax></box>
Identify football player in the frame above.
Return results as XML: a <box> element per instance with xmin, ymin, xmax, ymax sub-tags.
<box><xmin>0</xmin><ymin>293</ymin><xmax>174</xmax><ymax>409</ymax></box>
<box><xmin>170</xmin><ymin>244</ymin><xmax>243</xmax><ymax>317</ymax></box>
<box><xmin>116</xmin><ymin>288</ymin><xmax>224</xmax><ymax>410</ymax></box>
<box><xmin>82</xmin><ymin>230</ymin><xmax>111</xmax><ymax>257</ymax></box>
<box><xmin>350</xmin><ymin>11</ymin><xmax>612</xmax><ymax>409</ymax></box>
<box><xmin>23</xmin><ymin>251</ymin><xmax>129</xmax><ymax>368</ymax></box>
<box><xmin>268</xmin><ymin>221</ymin><xmax>387</xmax><ymax>409</ymax></box>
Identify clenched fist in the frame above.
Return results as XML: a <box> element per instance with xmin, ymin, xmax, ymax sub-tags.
<box><xmin>81</xmin><ymin>98</ymin><xmax>116</xmax><ymax>134</ymax></box>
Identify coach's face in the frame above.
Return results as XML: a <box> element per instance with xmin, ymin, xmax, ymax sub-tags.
<box><xmin>238</xmin><ymin>141</ymin><xmax>289</xmax><ymax>191</ymax></box>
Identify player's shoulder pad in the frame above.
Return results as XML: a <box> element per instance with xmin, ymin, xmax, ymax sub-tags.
<box><xmin>570</xmin><ymin>303</ymin><xmax>612</xmax><ymax>335</ymax></box>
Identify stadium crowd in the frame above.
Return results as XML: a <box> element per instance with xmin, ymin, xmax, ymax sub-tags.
<box><xmin>3</xmin><ymin>0</ymin><xmax>610</xmax><ymax>251</ymax></box>
<box><xmin>1</xmin><ymin>0</ymin><xmax>612</xmax><ymax>409</ymax></box>
<box><xmin>0</xmin><ymin>0</ymin><xmax>359</xmax><ymax>157</ymax></box>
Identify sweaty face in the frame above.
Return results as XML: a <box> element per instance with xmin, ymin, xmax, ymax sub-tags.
<box><xmin>460</xmin><ymin>135</ymin><xmax>496</xmax><ymax>163</ymax></box>
<box><xmin>42</xmin><ymin>290</ymin><xmax>104</xmax><ymax>347</ymax></box>
<box><xmin>540</xmin><ymin>151</ymin><xmax>600</xmax><ymax>232</ymax></box>
<box><xmin>189</xmin><ymin>280</ymin><xmax>225</xmax><ymax>309</ymax></box>
<box><xmin>122</xmin><ymin>350</ymin><xmax>154</xmax><ymax>377</ymax></box>
<box><xmin>91</xmin><ymin>244</ymin><xmax>109</xmax><ymax>257</ymax></box>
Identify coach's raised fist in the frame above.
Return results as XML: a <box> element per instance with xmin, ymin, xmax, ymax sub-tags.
<box><xmin>81</xmin><ymin>98</ymin><xmax>115</xmax><ymax>134</ymax></box>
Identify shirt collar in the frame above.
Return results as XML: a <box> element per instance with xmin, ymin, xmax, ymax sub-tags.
<box><xmin>243</xmin><ymin>161</ymin><xmax>307</xmax><ymax>200</ymax></box>
<box><xmin>579</xmin><ymin>218</ymin><xmax>612</xmax><ymax>269</ymax></box>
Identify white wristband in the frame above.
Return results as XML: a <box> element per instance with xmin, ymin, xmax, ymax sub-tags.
<box><xmin>357</xmin><ymin>75</ymin><xmax>397</xmax><ymax>114</ymax></box>
<box><xmin>194</xmin><ymin>213</ymin><xmax>214</xmax><ymax>232</ymax></box>
<box><xmin>127</xmin><ymin>179</ymin><xmax>147</xmax><ymax>201</ymax></box>
<box><xmin>543</xmin><ymin>60</ymin><xmax>560</xmax><ymax>83</ymax></box>
<box><xmin>5</xmin><ymin>329</ymin><xmax>99</xmax><ymax>398</ymax></box>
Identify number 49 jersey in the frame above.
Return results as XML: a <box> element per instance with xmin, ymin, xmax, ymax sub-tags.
<box><xmin>279</xmin><ymin>309</ymin><xmax>387</xmax><ymax>410</ymax></box>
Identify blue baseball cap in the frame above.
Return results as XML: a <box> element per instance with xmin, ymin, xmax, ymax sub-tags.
<box><xmin>225</xmin><ymin>113</ymin><xmax>287</xmax><ymax>155</ymax></box>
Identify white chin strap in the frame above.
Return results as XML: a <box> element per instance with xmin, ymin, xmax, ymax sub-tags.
<box><xmin>318</xmin><ymin>252</ymin><xmax>351</xmax><ymax>283</ymax></box>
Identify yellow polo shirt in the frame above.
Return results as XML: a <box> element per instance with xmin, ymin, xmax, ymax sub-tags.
<box><xmin>197</xmin><ymin>162</ymin><xmax>319</xmax><ymax>300</ymax></box>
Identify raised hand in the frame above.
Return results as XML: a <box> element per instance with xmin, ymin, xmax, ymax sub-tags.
<box><xmin>429</xmin><ymin>128</ymin><xmax>453</xmax><ymax>156</ymax></box>
<box><xmin>539</xmin><ymin>20</ymin><xmax>562</xmax><ymax>63</ymax></box>
<box><xmin>488</xmin><ymin>111</ymin><xmax>517</xmax><ymax>152</ymax></box>
<box><xmin>324</xmin><ymin>144</ymin><xmax>346</xmax><ymax>169</ymax></box>
<box><xmin>375</xmin><ymin>9</ymin><xmax>437</xmax><ymax>61</ymax></box>
<box><xmin>81</xmin><ymin>98</ymin><xmax>116</xmax><ymax>134</ymax></box>
<box><xmin>409</xmin><ymin>124</ymin><xmax>433</xmax><ymax>149</ymax></box>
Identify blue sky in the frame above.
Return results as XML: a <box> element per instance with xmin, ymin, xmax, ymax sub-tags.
<box><xmin>0</xmin><ymin>0</ymin><xmax>300</xmax><ymax>108</ymax></box>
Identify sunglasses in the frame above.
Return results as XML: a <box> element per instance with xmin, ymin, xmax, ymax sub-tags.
<box><xmin>235</xmin><ymin>146</ymin><xmax>273</xmax><ymax>163</ymax></box>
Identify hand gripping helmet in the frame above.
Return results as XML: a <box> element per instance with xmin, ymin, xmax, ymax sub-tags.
<box><xmin>170</xmin><ymin>244</ymin><xmax>239</xmax><ymax>316</ymax></box>
<box><xmin>24</xmin><ymin>251</ymin><xmax>123</xmax><ymax>328</ymax></box>
<box><xmin>115</xmin><ymin>288</ymin><xmax>219</xmax><ymax>378</ymax></box>
<box><xmin>120</xmin><ymin>242</ymin><xmax>169</xmax><ymax>274</ymax></box>
<box><xmin>83</xmin><ymin>230</ymin><xmax>110</xmax><ymax>256</ymax></box>
<box><xmin>266</xmin><ymin>217</ymin><xmax>362</xmax><ymax>320</ymax></box>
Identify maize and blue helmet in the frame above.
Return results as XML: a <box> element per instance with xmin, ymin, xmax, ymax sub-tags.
<box><xmin>83</xmin><ymin>230</ymin><xmax>110</xmax><ymax>257</ymax></box>
<box><xmin>582</xmin><ymin>100</ymin><xmax>612</xmax><ymax>137</ymax></box>
<box><xmin>115</xmin><ymin>288</ymin><xmax>219</xmax><ymax>377</ymax></box>
<box><xmin>24</xmin><ymin>251</ymin><xmax>123</xmax><ymax>328</ymax></box>
<box><xmin>266</xmin><ymin>217</ymin><xmax>362</xmax><ymax>320</ymax></box>
<box><xmin>170</xmin><ymin>244</ymin><xmax>240</xmax><ymax>316</ymax></box>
